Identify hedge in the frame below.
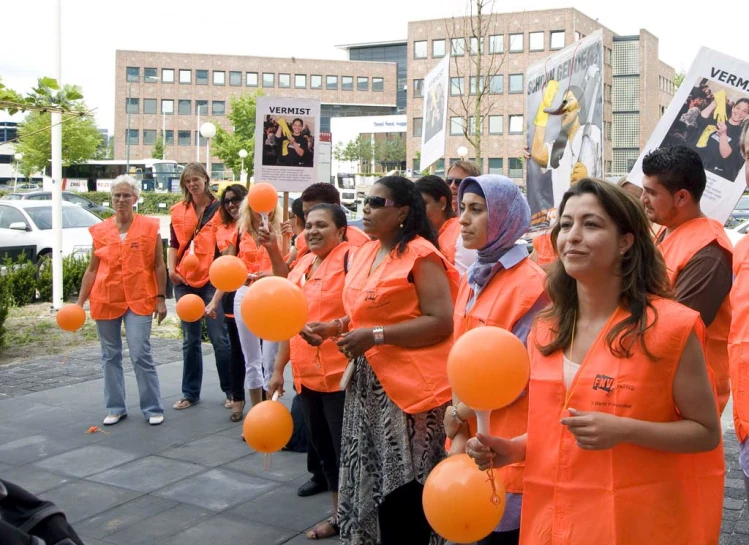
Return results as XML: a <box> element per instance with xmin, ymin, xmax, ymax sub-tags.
<box><xmin>78</xmin><ymin>192</ymin><xmax>182</xmax><ymax>215</ymax></box>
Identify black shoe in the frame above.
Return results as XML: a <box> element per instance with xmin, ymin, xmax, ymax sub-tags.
<box><xmin>297</xmin><ymin>479</ymin><xmax>328</xmax><ymax>497</ymax></box>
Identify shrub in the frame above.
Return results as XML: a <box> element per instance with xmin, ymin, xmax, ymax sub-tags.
<box><xmin>0</xmin><ymin>272</ymin><xmax>10</xmax><ymax>347</ymax></box>
<box><xmin>3</xmin><ymin>253</ymin><xmax>37</xmax><ymax>306</ymax></box>
<box><xmin>36</xmin><ymin>255</ymin><xmax>52</xmax><ymax>302</ymax></box>
<box><xmin>62</xmin><ymin>253</ymin><xmax>90</xmax><ymax>301</ymax></box>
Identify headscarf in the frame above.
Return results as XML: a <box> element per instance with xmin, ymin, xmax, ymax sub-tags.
<box><xmin>458</xmin><ymin>174</ymin><xmax>531</xmax><ymax>290</ymax></box>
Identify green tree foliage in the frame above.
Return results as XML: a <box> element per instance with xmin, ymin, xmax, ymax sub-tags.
<box><xmin>151</xmin><ymin>131</ymin><xmax>165</xmax><ymax>160</ymax></box>
<box><xmin>0</xmin><ymin>76</ymin><xmax>84</xmax><ymax>115</ymax></box>
<box><xmin>213</xmin><ymin>91</ymin><xmax>263</xmax><ymax>179</ymax></box>
<box><xmin>374</xmin><ymin>136</ymin><xmax>406</xmax><ymax>172</ymax></box>
<box><xmin>674</xmin><ymin>71</ymin><xmax>686</xmax><ymax>90</ymax></box>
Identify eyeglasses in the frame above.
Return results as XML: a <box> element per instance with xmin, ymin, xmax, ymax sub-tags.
<box><xmin>112</xmin><ymin>193</ymin><xmax>134</xmax><ymax>201</ymax></box>
<box><xmin>446</xmin><ymin>177</ymin><xmax>463</xmax><ymax>187</ymax></box>
<box><xmin>223</xmin><ymin>196</ymin><xmax>243</xmax><ymax>205</ymax></box>
<box><xmin>364</xmin><ymin>196</ymin><xmax>397</xmax><ymax>209</ymax></box>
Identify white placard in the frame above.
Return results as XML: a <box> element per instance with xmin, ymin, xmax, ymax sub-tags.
<box><xmin>419</xmin><ymin>54</ymin><xmax>450</xmax><ymax>172</ymax></box>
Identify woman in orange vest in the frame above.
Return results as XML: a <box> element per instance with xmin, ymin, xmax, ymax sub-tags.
<box><xmin>530</xmin><ymin>231</ymin><xmax>555</xmax><ymax>266</ymax></box>
<box><xmin>77</xmin><ymin>175</ymin><xmax>167</xmax><ymax>426</ymax></box>
<box><xmin>445</xmin><ymin>175</ymin><xmax>547</xmax><ymax>545</ymax></box>
<box><xmin>415</xmin><ymin>175</ymin><xmax>476</xmax><ymax>275</ymax></box>
<box><xmin>307</xmin><ymin>176</ymin><xmax>459</xmax><ymax>544</ymax></box>
<box><xmin>168</xmin><ymin>163</ymin><xmax>231</xmax><ymax>410</ymax></box>
<box><xmin>467</xmin><ymin>178</ymin><xmax>724</xmax><ymax>545</ymax></box>
<box><xmin>267</xmin><ymin>203</ymin><xmax>351</xmax><ymax>540</ymax></box>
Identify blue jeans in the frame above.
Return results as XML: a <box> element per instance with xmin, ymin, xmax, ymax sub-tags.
<box><xmin>96</xmin><ymin>309</ymin><xmax>164</xmax><ymax>419</ymax></box>
<box><xmin>174</xmin><ymin>282</ymin><xmax>231</xmax><ymax>402</ymax></box>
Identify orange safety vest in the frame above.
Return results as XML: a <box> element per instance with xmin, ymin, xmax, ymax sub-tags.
<box><xmin>288</xmin><ymin>243</ymin><xmax>351</xmax><ymax>393</ymax></box>
<box><xmin>437</xmin><ymin>217</ymin><xmax>461</xmax><ymax>266</ymax></box>
<box><xmin>216</xmin><ymin>222</ymin><xmax>238</xmax><ymax>254</ymax></box>
<box><xmin>532</xmin><ymin>232</ymin><xmax>556</xmax><ymax>266</ymax></box>
<box><xmin>237</xmin><ymin>230</ymin><xmax>273</xmax><ymax>274</ymax></box>
<box><xmin>657</xmin><ymin>217</ymin><xmax>732</xmax><ymax>413</ymax></box>
<box><xmin>522</xmin><ymin>299</ymin><xmax>724</xmax><ymax>545</ymax></box>
<box><xmin>89</xmin><ymin>215</ymin><xmax>159</xmax><ymax>320</ymax></box>
<box><xmin>343</xmin><ymin>236</ymin><xmax>459</xmax><ymax>414</ymax></box>
<box><xmin>171</xmin><ymin>200</ymin><xmax>221</xmax><ymax>288</ymax></box>
<box><xmin>729</xmin><ymin>235</ymin><xmax>749</xmax><ymax>442</ymax></box>
<box><xmin>292</xmin><ymin>225</ymin><xmax>369</xmax><ymax>269</ymax></box>
<box><xmin>452</xmin><ymin>257</ymin><xmax>546</xmax><ymax>494</ymax></box>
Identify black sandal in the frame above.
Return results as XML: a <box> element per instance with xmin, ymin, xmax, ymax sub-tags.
<box><xmin>306</xmin><ymin>517</ymin><xmax>339</xmax><ymax>540</ymax></box>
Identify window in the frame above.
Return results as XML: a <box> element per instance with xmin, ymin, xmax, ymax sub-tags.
<box><xmin>509</xmin><ymin>114</ymin><xmax>523</xmax><ymax>134</ymax></box>
<box><xmin>0</xmin><ymin>206</ymin><xmax>26</xmax><ymax>229</ymax></box>
<box><xmin>488</xmin><ymin>158</ymin><xmax>503</xmax><ymax>175</ymax></box>
<box><xmin>177</xmin><ymin>130</ymin><xmax>190</xmax><ymax>146</ymax></box>
<box><xmin>195</xmin><ymin>131</ymin><xmax>207</xmax><ymax>146</ymax></box>
<box><xmin>195</xmin><ymin>100</ymin><xmax>208</xmax><ymax>115</ymax></box>
<box><xmin>125</xmin><ymin>98</ymin><xmax>139</xmax><ymax>114</ymax></box>
<box><xmin>489</xmin><ymin>115</ymin><xmax>503</xmax><ymax>134</ymax></box>
<box><xmin>295</xmin><ymin>74</ymin><xmax>307</xmax><ymax>88</ymax></box>
<box><xmin>489</xmin><ymin>75</ymin><xmax>503</xmax><ymax>94</ymax></box>
<box><xmin>604</xmin><ymin>121</ymin><xmax>612</xmax><ymax>141</ymax></box>
<box><xmin>435</xmin><ymin>158</ymin><xmax>445</xmax><ymax>177</ymax></box>
<box><xmin>372</xmin><ymin>77</ymin><xmax>384</xmax><ymax>92</ymax></box>
<box><xmin>468</xmin><ymin>116</ymin><xmax>483</xmax><ymax>136</ymax></box>
<box><xmin>605</xmin><ymin>83</ymin><xmax>612</xmax><ymax>103</ymax></box>
<box><xmin>246</xmin><ymin>72</ymin><xmax>258</xmax><ymax>86</ymax></box>
<box><xmin>144</xmin><ymin>68</ymin><xmax>157</xmax><ymax>83</ymax></box>
<box><xmin>604</xmin><ymin>47</ymin><xmax>612</xmax><ymax>66</ymax></box>
<box><xmin>357</xmin><ymin>76</ymin><xmax>368</xmax><ymax>91</ymax></box>
<box><xmin>161</xmin><ymin>99</ymin><xmax>174</xmax><ymax>115</ymax></box>
<box><xmin>529</xmin><ymin>32</ymin><xmax>544</xmax><ymax>51</ymax></box>
<box><xmin>451</xmin><ymin>38</ymin><xmax>465</xmax><ymax>56</ymax></box>
<box><xmin>263</xmin><ymin>73</ymin><xmax>275</xmax><ymax>88</ymax></box>
<box><xmin>212</xmin><ymin>101</ymin><xmax>225</xmax><ymax>115</ymax></box>
<box><xmin>162</xmin><ymin>69</ymin><xmax>174</xmax><ymax>83</ymax></box>
<box><xmin>433</xmin><ymin>39</ymin><xmax>446</xmax><ymax>58</ymax></box>
<box><xmin>550</xmin><ymin>31</ymin><xmax>565</xmax><ymax>50</ymax></box>
<box><xmin>509</xmin><ymin>158</ymin><xmax>523</xmax><ymax>178</ymax></box>
<box><xmin>278</xmin><ymin>73</ymin><xmax>290</xmax><ymax>88</ymax></box>
<box><xmin>196</xmin><ymin>70</ymin><xmax>208</xmax><ymax>85</ymax></box>
<box><xmin>311</xmin><ymin>75</ymin><xmax>322</xmax><ymax>89</ymax></box>
<box><xmin>469</xmin><ymin>76</ymin><xmax>485</xmax><ymax>95</ymax></box>
<box><xmin>509</xmin><ymin>74</ymin><xmax>523</xmax><ymax>94</ymax></box>
<box><xmin>450</xmin><ymin>117</ymin><xmax>465</xmax><ymax>135</ymax></box>
<box><xmin>489</xmin><ymin>35</ymin><xmax>504</xmax><ymax>54</ymax></box>
<box><xmin>414</xmin><ymin>40</ymin><xmax>427</xmax><ymax>59</ymax></box>
<box><xmin>126</xmin><ymin>67</ymin><xmax>139</xmax><ymax>82</ymax></box>
<box><xmin>179</xmin><ymin>69</ymin><xmax>191</xmax><ymax>84</ymax></box>
<box><xmin>450</xmin><ymin>77</ymin><xmax>464</xmax><ymax>96</ymax></box>
<box><xmin>326</xmin><ymin>76</ymin><xmax>338</xmax><ymax>90</ymax></box>
<box><xmin>413</xmin><ymin>117</ymin><xmax>423</xmax><ymax>137</ymax></box>
<box><xmin>143</xmin><ymin>130</ymin><xmax>157</xmax><ymax>146</ymax></box>
<box><xmin>164</xmin><ymin>130</ymin><xmax>174</xmax><ymax>145</ymax></box>
<box><xmin>341</xmin><ymin>76</ymin><xmax>353</xmax><ymax>91</ymax></box>
<box><xmin>213</xmin><ymin>71</ymin><xmax>225</xmax><ymax>85</ymax></box>
<box><xmin>143</xmin><ymin>98</ymin><xmax>157</xmax><ymax>114</ymax></box>
<box><xmin>229</xmin><ymin>71</ymin><xmax>241</xmax><ymax>86</ymax></box>
<box><xmin>605</xmin><ymin>160</ymin><xmax>612</xmax><ymax>175</ymax></box>
<box><xmin>126</xmin><ymin>129</ymin><xmax>138</xmax><ymax>145</ymax></box>
<box><xmin>574</xmin><ymin>31</ymin><xmax>582</xmax><ymax>42</ymax></box>
<box><xmin>509</xmin><ymin>33</ymin><xmax>523</xmax><ymax>52</ymax></box>
<box><xmin>178</xmin><ymin>99</ymin><xmax>191</xmax><ymax>115</ymax></box>
<box><xmin>413</xmin><ymin>79</ymin><xmax>424</xmax><ymax>98</ymax></box>
<box><xmin>470</xmin><ymin>37</ymin><xmax>484</xmax><ymax>56</ymax></box>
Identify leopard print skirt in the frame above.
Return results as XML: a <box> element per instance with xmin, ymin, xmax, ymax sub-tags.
<box><xmin>336</xmin><ymin>356</ymin><xmax>448</xmax><ymax>545</ymax></box>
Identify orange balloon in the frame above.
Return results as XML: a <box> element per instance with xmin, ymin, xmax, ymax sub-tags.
<box><xmin>209</xmin><ymin>255</ymin><xmax>248</xmax><ymax>292</ymax></box>
<box><xmin>56</xmin><ymin>304</ymin><xmax>86</xmax><ymax>332</ymax></box>
<box><xmin>176</xmin><ymin>294</ymin><xmax>205</xmax><ymax>322</ymax></box>
<box><xmin>182</xmin><ymin>253</ymin><xmax>200</xmax><ymax>272</ymax></box>
<box><xmin>423</xmin><ymin>454</ymin><xmax>506</xmax><ymax>543</ymax></box>
<box><xmin>247</xmin><ymin>182</ymin><xmax>278</xmax><ymax>214</ymax></box>
<box><xmin>240</xmin><ymin>276</ymin><xmax>308</xmax><ymax>341</ymax></box>
<box><xmin>447</xmin><ymin>326</ymin><xmax>530</xmax><ymax>411</ymax></box>
<box><xmin>243</xmin><ymin>400</ymin><xmax>294</xmax><ymax>453</ymax></box>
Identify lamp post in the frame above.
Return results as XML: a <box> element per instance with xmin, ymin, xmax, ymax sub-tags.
<box><xmin>13</xmin><ymin>152</ymin><xmax>22</xmax><ymax>192</ymax></box>
<box><xmin>238</xmin><ymin>149</ymin><xmax>248</xmax><ymax>185</ymax></box>
<box><xmin>200</xmin><ymin>122</ymin><xmax>216</xmax><ymax>178</ymax></box>
<box><xmin>457</xmin><ymin>145</ymin><xmax>469</xmax><ymax>159</ymax></box>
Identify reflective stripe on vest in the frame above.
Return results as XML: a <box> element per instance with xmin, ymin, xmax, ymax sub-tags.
<box><xmin>342</xmin><ymin>236</ymin><xmax>459</xmax><ymax>414</ymax></box>
<box><xmin>657</xmin><ymin>217</ymin><xmax>732</xmax><ymax>413</ymax></box>
<box><xmin>729</xmin><ymin>235</ymin><xmax>749</xmax><ymax>442</ymax></box>
<box><xmin>438</xmin><ymin>217</ymin><xmax>461</xmax><ymax>266</ymax></box>
<box><xmin>89</xmin><ymin>215</ymin><xmax>159</xmax><ymax>320</ymax></box>
<box><xmin>288</xmin><ymin>243</ymin><xmax>350</xmax><ymax>393</ymax></box>
<box><xmin>171</xmin><ymin>201</ymin><xmax>220</xmax><ymax>288</ymax></box>
<box><xmin>522</xmin><ymin>299</ymin><xmax>724</xmax><ymax>545</ymax></box>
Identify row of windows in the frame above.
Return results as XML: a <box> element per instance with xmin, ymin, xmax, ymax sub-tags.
<box><xmin>125</xmin><ymin>98</ymin><xmax>223</xmax><ymax>116</ymax></box>
<box><xmin>659</xmin><ymin>75</ymin><xmax>675</xmax><ymax>95</ymax></box>
<box><xmin>413</xmin><ymin>31</ymin><xmax>567</xmax><ymax>59</ymax></box>
<box><xmin>412</xmin><ymin>114</ymin><xmax>524</xmax><ymax>137</ymax></box>
<box><xmin>413</xmin><ymin>73</ymin><xmax>524</xmax><ymax>98</ymax></box>
<box><xmin>125</xmin><ymin>129</ymin><xmax>215</xmax><ymax>146</ymax></box>
<box><xmin>125</xmin><ymin>67</ymin><xmax>384</xmax><ymax>91</ymax></box>
<box><xmin>416</xmin><ymin>157</ymin><xmax>524</xmax><ymax>178</ymax></box>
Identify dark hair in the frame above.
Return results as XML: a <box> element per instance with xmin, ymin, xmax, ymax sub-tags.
<box><xmin>219</xmin><ymin>184</ymin><xmax>247</xmax><ymax>225</ymax></box>
<box><xmin>735</xmin><ymin>98</ymin><xmax>749</xmax><ymax>109</ymax></box>
<box><xmin>292</xmin><ymin>118</ymin><xmax>304</xmax><ymax>127</ymax></box>
<box><xmin>414</xmin><ymin>176</ymin><xmax>457</xmax><ymax>219</ymax></box>
<box><xmin>306</xmin><ymin>203</ymin><xmax>348</xmax><ymax>241</ymax></box>
<box><xmin>538</xmin><ymin>178</ymin><xmax>672</xmax><ymax>360</ymax></box>
<box><xmin>376</xmin><ymin>176</ymin><xmax>438</xmax><ymax>255</ymax></box>
<box><xmin>741</xmin><ymin>121</ymin><xmax>749</xmax><ymax>160</ymax></box>
<box><xmin>290</xmin><ymin>197</ymin><xmax>305</xmax><ymax>220</ymax></box>
<box><xmin>642</xmin><ymin>145</ymin><xmax>706</xmax><ymax>201</ymax></box>
<box><xmin>301</xmin><ymin>182</ymin><xmax>341</xmax><ymax>205</ymax></box>
<box><xmin>567</xmin><ymin>85</ymin><xmax>586</xmax><ymax>122</ymax></box>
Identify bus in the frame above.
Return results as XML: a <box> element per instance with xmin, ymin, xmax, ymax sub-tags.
<box><xmin>42</xmin><ymin>159</ymin><xmax>184</xmax><ymax>193</ymax></box>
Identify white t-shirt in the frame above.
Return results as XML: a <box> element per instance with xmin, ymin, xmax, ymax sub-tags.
<box><xmin>453</xmin><ymin>234</ymin><xmax>477</xmax><ymax>277</ymax></box>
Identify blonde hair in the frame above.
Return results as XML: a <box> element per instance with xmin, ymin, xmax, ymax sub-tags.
<box><xmin>179</xmin><ymin>162</ymin><xmax>214</xmax><ymax>205</ymax></box>
<box><xmin>238</xmin><ymin>197</ymin><xmax>282</xmax><ymax>240</ymax></box>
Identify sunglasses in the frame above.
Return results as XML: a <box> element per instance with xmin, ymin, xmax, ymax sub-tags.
<box><xmin>364</xmin><ymin>196</ymin><xmax>397</xmax><ymax>209</ymax></box>
<box><xmin>446</xmin><ymin>177</ymin><xmax>463</xmax><ymax>187</ymax></box>
<box><xmin>223</xmin><ymin>196</ymin><xmax>243</xmax><ymax>205</ymax></box>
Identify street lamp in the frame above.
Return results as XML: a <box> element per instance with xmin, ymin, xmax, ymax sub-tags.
<box><xmin>200</xmin><ymin>122</ymin><xmax>216</xmax><ymax>178</ymax></box>
<box><xmin>457</xmin><ymin>145</ymin><xmax>469</xmax><ymax>159</ymax></box>
<box><xmin>238</xmin><ymin>149</ymin><xmax>248</xmax><ymax>185</ymax></box>
<box><xmin>13</xmin><ymin>152</ymin><xmax>22</xmax><ymax>192</ymax></box>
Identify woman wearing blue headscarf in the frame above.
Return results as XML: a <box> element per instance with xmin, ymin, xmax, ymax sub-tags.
<box><xmin>444</xmin><ymin>175</ymin><xmax>548</xmax><ymax>545</ymax></box>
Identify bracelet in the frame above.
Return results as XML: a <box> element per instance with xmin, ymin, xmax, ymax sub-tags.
<box><xmin>373</xmin><ymin>326</ymin><xmax>385</xmax><ymax>346</ymax></box>
<box><xmin>451</xmin><ymin>405</ymin><xmax>466</xmax><ymax>424</ymax></box>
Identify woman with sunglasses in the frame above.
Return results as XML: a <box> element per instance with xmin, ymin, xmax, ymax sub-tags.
<box><xmin>306</xmin><ymin>176</ymin><xmax>459</xmax><ymax>544</ymax></box>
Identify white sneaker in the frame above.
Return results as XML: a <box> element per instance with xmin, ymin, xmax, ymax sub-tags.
<box><xmin>148</xmin><ymin>414</ymin><xmax>165</xmax><ymax>426</ymax></box>
<box><xmin>103</xmin><ymin>413</ymin><xmax>126</xmax><ymax>426</ymax></box>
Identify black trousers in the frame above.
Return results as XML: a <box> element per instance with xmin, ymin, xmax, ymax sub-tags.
<box><xmin>298</xmin><ymin>386</ymin><xmax>345</xmax><ymax>491</ymax></box>
<box><xmin>377</xmin><ymin>480</ymin><xmax>432</xmax><ymax>545</ymax></box>
<box><xmin>479</xmin><ymin>529</ymin><xmax>520</xmax><ymax>545</ymax></box>
<box><xmin>225</xmin><ymin>317</ymin><xmax>245</xmax><ymax>402</ymax></box>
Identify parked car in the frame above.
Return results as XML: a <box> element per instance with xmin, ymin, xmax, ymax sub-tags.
<box><xmin>0</xmin><ymin>201</ymin><xmax>101</xmax><ymax>263</ymax></box>
<box><xmin>725</xmin><ymin>218</ymin><xmax>749</xmax><ymax>247</ymax></box>
<box><xmin>725</xmin><ymin>194</ymin><xmax>749</xmax><ymax>228</ymax></box>
<box><xmin>1</xmin><ymin>191</ymin><xmax>114</xmax><ymax>218</ymax></box>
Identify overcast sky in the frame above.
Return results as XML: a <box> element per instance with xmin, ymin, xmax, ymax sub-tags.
<box><xmin>2</xmin><ymin>0</ymin><xmax>746</xmax><ymax>132</ymax></box>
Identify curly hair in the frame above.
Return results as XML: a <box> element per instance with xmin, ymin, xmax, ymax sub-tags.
<box><xmin>375</xmin><ymin>176</ymin><xmax>438</xmax><ymax>255</ymax></box>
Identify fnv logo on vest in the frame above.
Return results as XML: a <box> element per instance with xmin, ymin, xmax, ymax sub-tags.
<box><xmin>592</xmin><ymin>374</ymin><xmax>615</xmax><ymax>393</ymax></box>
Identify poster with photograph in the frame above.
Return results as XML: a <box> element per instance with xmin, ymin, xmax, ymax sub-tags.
<box><xmin>253</xmin><ymin>96</ymin><xmax>321</xmax><ymax>192</ymax></box>
<box><xmin>419</xmin><ymin>54</ymin><xmax>450</xmax><ymax>172</ymax></box>
<box><xmin>525</xmin><ymin>31</ymin><xmax>604</xmax><ymax>230</ymax></box>
<box><xmin>628</xmin><ymin>48</ymin><xmax>749</xmax><ymax>224</ymax></box>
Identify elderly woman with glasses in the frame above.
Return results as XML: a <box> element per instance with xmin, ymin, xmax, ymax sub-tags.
<box><xmin>77</xmin><ymin>175</ymin><xmax>167</xmax><ymax>426</ymax></box>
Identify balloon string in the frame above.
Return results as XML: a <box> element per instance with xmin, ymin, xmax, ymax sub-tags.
<box><xmin>313</xmin><ymin>347</ymin><xmax>322</xmax><ymax>368</ymax></box>
<box><xmin>486</xmin><ymin>467</ymin><xmax>501</xmax><ymax>507</ymax></box>
<box><xmin>264</xmin><ymin>453</ymin><xmax>273</xmax><ymax>471</ymax></box>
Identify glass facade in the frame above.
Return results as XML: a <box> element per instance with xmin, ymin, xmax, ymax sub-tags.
<box><xmin>0</xmin><ymin>122</ymin><xmax>18</xmax><ymax>144</ymax></box>
<box><xmin>348</xmin><ymin>43</ymin><xmax>407</xmax><ymax>112</ymax></box>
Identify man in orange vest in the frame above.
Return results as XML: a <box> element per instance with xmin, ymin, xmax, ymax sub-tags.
<box><xmin>641</xmin><ymin>145</ymin><xmax>732</xmax><ymax>413</ymax></box>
